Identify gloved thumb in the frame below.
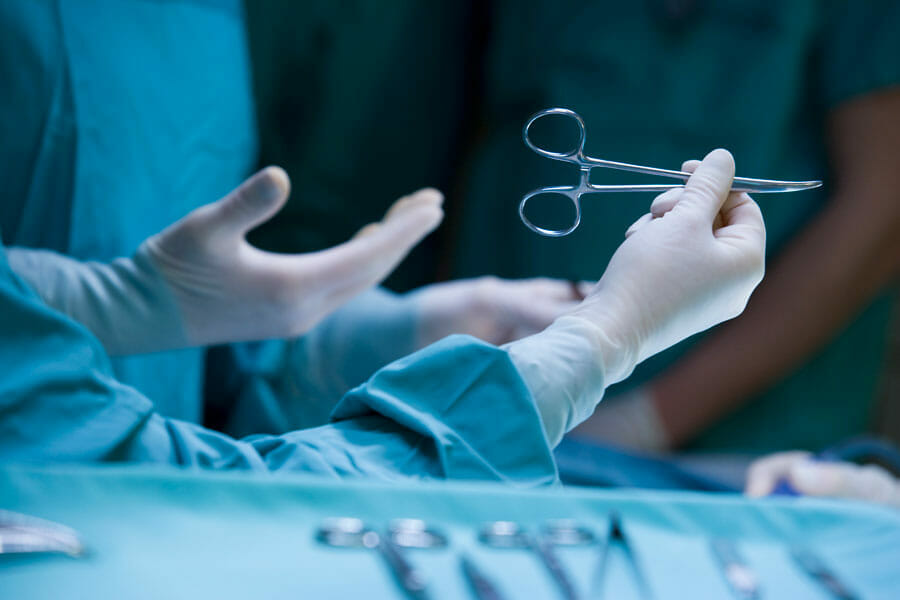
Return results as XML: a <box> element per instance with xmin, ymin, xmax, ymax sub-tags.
<box><xmin>205</xmin><ymin>166</ymin><xmax>291</xmax><ymax>241</ymax></box>
<box><xmin>674</xmin><ymin>149</ymin><xmax>735</xmax><ymax>222</ymax></box>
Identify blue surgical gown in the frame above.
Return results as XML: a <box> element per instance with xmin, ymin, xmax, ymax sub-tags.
<box><xmin>0</xmin><ymin>238</ymin><xmax>557</xmax><ymax>484</ymax></box>
<box><xmin>0</xmin><ymin>0</ymin><xmax>398</xmax><ymax>433</ymax></box>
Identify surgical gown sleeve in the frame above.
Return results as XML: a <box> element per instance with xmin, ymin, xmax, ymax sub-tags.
<box><xmin>206</xmin><ymin>287</ymin><xmax>420</xmax><ymax>436</ymax></box>
<box><xmin>0</xmin><ymin>245</ymin><xmax>555</xmax><ymax>484</ymax></box>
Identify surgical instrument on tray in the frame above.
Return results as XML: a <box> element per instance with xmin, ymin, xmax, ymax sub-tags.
<box><xmin>389</xmin><ymin>518</ymin><xmax>507</xmax><ymax>600</ymax></box>
<box><xmin>0</xmin><ymin>509</ymin><xmax>84</xmax><ymax>557</ymax></box>
<box><xmin>479</xmin><ymin>520</ymin><xmax>595</xmax><ymax>600</ymax></box>
<box><xmin>791</xmin><ymin>547</ymin><xmax>859</xmax><ymax>600</ymax></box>
<box><xmin>316</xmin><ymin>517</ymin><xmax>438</xmax><ymax>600</ymax></box>
<box><xmin>592</xmin><ymin>511</ymin><xmax>654</xmax><ymax>599</ymax></box>
<box><xmin>519</xmin><ymin>107</ymin><xmax>823</xmax><ymax>237</ymax></box>
<box><xmin>460</xmin><ymin>553</ymin><xmax>508</xmax><ymax>600</ymax></box>
<box><xmin>710</xmin><ymin>538</ymin><xmax>760</xmax><ymax>600</ymax></box>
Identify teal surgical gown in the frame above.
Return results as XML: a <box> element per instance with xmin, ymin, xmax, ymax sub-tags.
<box><xmin>0</xmin><ymin>0</ymin><xmax>402</xmax><ymax>435</ymax></box>
<box><xmin>0</xmin><ymin>237</ymin><xmax>556</xmax><ymax>484</ymax></box>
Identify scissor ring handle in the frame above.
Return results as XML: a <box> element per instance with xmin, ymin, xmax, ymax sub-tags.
<box><xmin>518</xmin><ymin>186</ymin><xmax>582</xmax><ymax>237</ymax></box>
<box><xmin>523</xmin><ymin>107</ymin><xmax>587</xmax><ymax>161</ymax></box>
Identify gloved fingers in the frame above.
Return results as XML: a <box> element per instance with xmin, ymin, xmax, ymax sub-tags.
<box><xmin>480</xmin><ymin>277</ymin><xmax>582</xmax><ymax>323</ymax></box>
<box><xmin>511</xmin><ymin>298</ymin><xmax>581</xmax><ymax>333</ymax></box>
<box><xmin>278</xmin><ymin>188</ymin><xmax>444</xmax><ymax>295</ymax></box>
<box><xmin>625</xmin><ymin>213</ymin><xmax>654</xmax><ymax>238</ymax></box>
<box><xmin>712</xmin><ymin>192</ymin><xmax>766</xmax><ymax>252</ymax></box>
<box><xmin>790</xmin><ymin>461</ymin><xmax>899</xmax><ymax>504</ymax></box>
<box><xmin>744</xmin><ymin>451</ymin><xmax>812</xmax><ymax>497</ymax></box>
<box><xmin>681</xmin><ymin>159</ymin><xmax>701</xmax><ymax>173</ymax></box>
<box><xmin>350</xmin><ymin>189</ymin><xmax>441</xmax><ymax>240</ymax></box>
<box><xmin>491</xmin><ymin>277</ymin><xmax>592</xmax><ymax>304</ymax></box>
<box><xmin>672</xmin><ymin>148</ymin><xmax>735</xmax><ymax>222</ymax></box>
<box><xmin>576</xmin><ymin>280</ymin><xmax>596</xmax><ymax>298</ymax></box>
<box><xmin>649</xmin><ymin>188</ymin><xmax>684</xmax><ymax>218</ymax></box>
<box><xmin>530</xmin><ymin>278</ymin><xmax>590</xmax><ymax>303</ymax></box>
<box><xmin>204</xmin><ymin>166</ymin><xmax>291</xmax><ymax>243</ymax></box>
<box><xmin>646</xmin><ymin>161</ymin><xmax>700</xmax><ymax>218</ymax></box>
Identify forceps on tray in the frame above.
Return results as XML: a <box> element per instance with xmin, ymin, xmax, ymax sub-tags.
<box><xmin>593</xmin><ymin>511</ymin><xmax>654</xmax><ymax>600</ymax></box>
<box><xmin>0</xmin><ymin>509</ymin><xmax>85</xmax><ymax>557</ymax></box>
<box><xmin>316</xmin><ymin>517</ymin><xmax>444</xmax><ymax>600</ymax></box>
<box><xmin>479</xmin><ymin>520</ymin><xmax>595</xmax><ymax>600</ymax></box>
<box><xmin>519</xmin><ymin>107</ymin><xmax>823</xmax><ymax>237</ymax></box>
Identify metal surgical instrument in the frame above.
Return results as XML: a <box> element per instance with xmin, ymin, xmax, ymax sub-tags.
<box><xmin>519</xmin><ymin>107</ymin><xmax>823</xmax><ymax>237</ymax></box>
<box><xmin>460</xmin><ymin>553</ymin><xmax>508</xmax><ymax>600</ymax></box>
<box><xmin>389</xmin><ymin>518</ymin><xmax>507</xmax><ymax>600</ymax></box>
<box><xmin>593</xmin><ymin>511</ymin><xmax>654</xmax><ymax>599</ymax></box>
<box><xmin>479</xmin><ymin>520</ymin><xmax>595</xmax><ymax>600</ymax></box>
<box><xmin>0</xmin><ymin>509</ymin><xmax>84</xmax><ymax>557</ymax></box>
<box><xmin>791</xmin><ymin>547</ymin><xmax>859</xmax><ymax>600</ymax></box>
<box><xmin>316</xmin><ymin>517</ymin><xmax>443</xmax><ymax>600</ymax></box>
<box><xmin>710</xmin><ymin>538</ymin><xmax>760</xmax><ymax>600</ymax></box>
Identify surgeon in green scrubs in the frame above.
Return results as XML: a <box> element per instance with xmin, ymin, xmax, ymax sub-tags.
<box><xmin>452</xmin><ymin>0</ymin><xmax>900</xmax><ymax>454</ymax></box>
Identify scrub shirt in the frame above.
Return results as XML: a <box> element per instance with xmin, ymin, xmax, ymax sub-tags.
<box><xmin>449</xmin><ymin>0</ymin><xmax>900</xmax><ymax>452</ymax></box>
<box><xmin>244</xmin><ymin>0</ymin><xmax>476</xmax><ymax>291</ymax></box>
<box><xmin>0</xmin><ymin>235</ymin><xmax>556</xmax><ymax>485</ymax></box>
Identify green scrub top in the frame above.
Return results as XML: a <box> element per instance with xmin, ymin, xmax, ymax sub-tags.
<box><xmin>0</xmin><ymin>0</ymin><xmax>256</xmax><ymax>422</ymax></box>
<box><xmin>244</xmin><ymin>0</ymin><xmax>476</xmax><ymax>291</ymax></box>
<box><xmin>449</xmin><ymin>0</ymin><xmax>900</xmax><ymax>452</ymax></box>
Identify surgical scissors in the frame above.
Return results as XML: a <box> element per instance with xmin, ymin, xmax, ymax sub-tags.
<box><xmin>710</xmin><ymin>538</ymin><xmax>760</xmax><ymax>600</ymax></box>
<box><xmin>592</xmin><ymin>511</ymin><xmax>654</xmax><ymax>599</ymax></box>
<box><xmin>389</xmin><ymin>519</ymin><xmax>507</xmax><ymax>600</ymax></box>
<box><xmin>520</xmin><ymin>107</ymin><xmax>823</xmax><ymax>237</ymax></box>
<box><xmin>316</xmin><ymin>517</ymin><xmax>445</xmax><ymax>600</ymax></box>
<box><xmin>479</xmin><ymin>520</ymin><xmax>595</xmax><ymax>600</ymax></box>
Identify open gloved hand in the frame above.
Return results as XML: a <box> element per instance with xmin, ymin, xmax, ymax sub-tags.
<box><xmin>507</xmin><ymin>149</ymin><xmax>767</xmax><ymax>445</ymax></box>
<box><xmin>745</xmin><ymin>451</ymin><xmax>900</xmax><ymax>509</ymax></box>
<box><xmin>8</xmin><ymin>167</ymin><xmax>443</xmax><ymax>355</ymax></box>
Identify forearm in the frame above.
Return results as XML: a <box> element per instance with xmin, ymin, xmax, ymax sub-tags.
<box><xmin>7</xmin><ymin>246</ymin><xmax>188</xmax><ymax>355</ymax></box>
<box><xmin>653</xmin><ymin>188</ymin><xmax>900</xmax><ymax>444</ymax></box>
<box><xmin>0</xmin><ymin>256</ymin><xmax>557</xmax><ymax>483</ymax></box>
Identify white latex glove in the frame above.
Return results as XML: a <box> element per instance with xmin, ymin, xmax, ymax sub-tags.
<box><xmin>411</xmin><ymin>277</ymin><xmax>587</xmax><ymax>347</ymax></box>
<box><xmin>745</xmin><ymin>451</ymin><xmax>900</xmax><ymax>509</ymax></box>
<box><xmin>568</xmin><ymin>387</ymin><xmax>669</xmax><ymax>452</ymax></box>
<box><xmin>507</xmin><ymin>149</ymin><xmax>766</xmax><ymax>445</ymax></box>
<box><xmin>9</xmin><ymin>167</ymin><xmax>443</xmax><ymax>355</ymax></box>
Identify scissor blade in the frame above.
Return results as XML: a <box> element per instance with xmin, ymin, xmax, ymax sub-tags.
<box><xmin>731</xmin><ymin>178</ymin><xmax>823</xmax><ymax>193</ymax></box>
<box><xmin>461</xmin><ymin>554</ymin><xmax>508</xmax><ymax>600</ymax></box>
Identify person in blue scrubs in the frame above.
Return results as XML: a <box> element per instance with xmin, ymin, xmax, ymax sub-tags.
<box><xmin>0</xmin><ymin>147</ymin><xmax>767</xmax><ymax>481</ymax></box>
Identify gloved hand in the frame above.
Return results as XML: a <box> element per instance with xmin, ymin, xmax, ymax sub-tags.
<box><xmin>507</xmin><ymin>149</ymin><xmax>766</xmax><ymax>445</ymax></box>
<box><xmin>745</xmin><ymin>451</ymin><xmax>900</xmax><ymax>508</ymax></box>
<box><xmin>568</xmin><ymin>386</ymin><xmax>669</xmax><ymax>452</ymax></box>
<box><xmin>9</xmin><ymin>167</ymin><xmax>443</xmax><ymax>355</ymax></box>
<box><xmin>411</xmin><ymin>277</ymin><xmax>587</xmax><ymax>347</ymax></box>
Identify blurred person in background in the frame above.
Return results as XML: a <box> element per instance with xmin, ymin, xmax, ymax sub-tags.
<box><xmin>247</xmin><ymin>1</ymin><xmax>900</xmax><ymax>472</ymax></box>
